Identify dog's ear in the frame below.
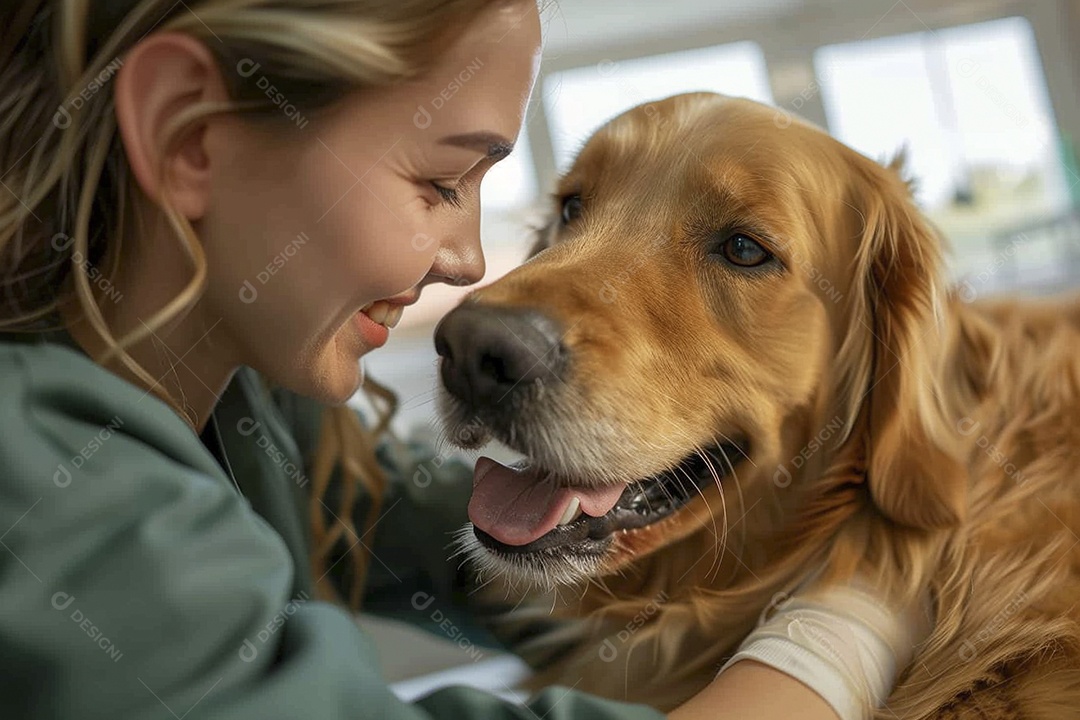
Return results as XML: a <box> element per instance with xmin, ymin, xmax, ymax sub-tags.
<box><xmin>843</xmin><ymin>153</ymin><xmax>967</xmax><ymax>529</ymax></box>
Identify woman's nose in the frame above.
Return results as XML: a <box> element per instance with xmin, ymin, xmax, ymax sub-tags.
<box><xmin>427</xmin><ymin>240</ymin><xmax>486</xmax><ymax>287</ymax></box>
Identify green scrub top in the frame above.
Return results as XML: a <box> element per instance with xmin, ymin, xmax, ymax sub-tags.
<box><xmin>0</xmin><ymin>330</ymin><xmax>667</xmax><ymax>720</ymax></box>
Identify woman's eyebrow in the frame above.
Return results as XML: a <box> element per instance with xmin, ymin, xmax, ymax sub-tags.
<box><xmin>439</xmin><ymin>131</ymin><xmax>514</xmax><ymax>160</ymax></box>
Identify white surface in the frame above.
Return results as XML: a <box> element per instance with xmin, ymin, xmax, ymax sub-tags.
<box><xmin>355</xmin><ymin>612</ymin><xmax>532</xmax><ymax>704</ymax></box>
<box><xmin>390</xmin><ymin>654</ymin><xmax>533</xmax><ymax>704</ymax></box>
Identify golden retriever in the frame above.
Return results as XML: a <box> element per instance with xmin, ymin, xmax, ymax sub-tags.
<box><xmin>433</xmin><ymin>92</ymin><xmax>1080</xmax><ymax>718</ymax></box>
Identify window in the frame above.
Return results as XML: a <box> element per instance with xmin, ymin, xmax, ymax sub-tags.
<box><xmin>815</xmin><ymin>17</ymin><xmax>1076</xmax><ymax>294</ymax></box>
<box><xmin>543</xmin><ymin>42</ymin><xmax>774</xmax><ymax>172</ymax></box>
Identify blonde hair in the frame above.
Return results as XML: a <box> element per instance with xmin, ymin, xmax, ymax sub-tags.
<box><xmin>0</xmin><ymin>0</ymin><xmax>522</xmax><ymax>610</ymax></box>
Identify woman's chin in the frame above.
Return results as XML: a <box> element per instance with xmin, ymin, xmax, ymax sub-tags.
<box><xmin>314</xmin><ymin>360</ymin><xmax>365</xmax><ymax>406</ymax></box>
<box><xmin>279</xmin><ymin>348</ymin><xmax>366</xmax><ymax>407</ymax></box>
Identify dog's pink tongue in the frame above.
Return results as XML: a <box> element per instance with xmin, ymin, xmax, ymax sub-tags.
<box><xmin>468</xmin><ymin>456</ymin><xmax>625</xmax><ymax>546</ymax></box>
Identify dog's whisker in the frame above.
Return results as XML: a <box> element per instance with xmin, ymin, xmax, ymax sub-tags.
<box><xmin>672</xmin><ymin>457</ymin><xmax>709</xmax><ymax>536</ymax></box>
<box><xmin>699</xmin><ymin>440</ymin><xmax>743</xmax><ymax>587</ymax></box>
<box><xmin>590</xmin><ymin>574</ymin><xmax>617</xmax><ymax>600</ymax></box>
<box><xmin>693</xmin><ymin>446</ymin><xmax>729</xmax><ymax>583</ymax></box>
<box><xmin>700</xmin><ymin>448</ymin><xmax>728</xmax><ymax>550</ymax></box>
<box><xmin>578</xmin><ymin>580</ymin><xmax>591</xmax><ymax>603</ymax></box>
<box><xmin>682</xmin><ymin>446</ymin><xmax>722</xmax><ymax>580</ymax></box>
<box><xmin>508</xmin><ymin>590</ymin><xmax>529</xmax><ymax>615</ymax></box>
<box><xmin>715</xmin><ymin>441</ymin><xmax>749</xmax><ymax>576</ymax></box>
<box><xmin>468</xmin><ymin>568</ymin><xmax>503</xmax><ymax>597</ymax></box>
<box><xmin>716</xmin><ymin>430</ymin><xmax>756</xmax><ymax>468</ymax></box>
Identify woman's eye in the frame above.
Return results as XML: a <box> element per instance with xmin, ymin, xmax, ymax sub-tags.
<box><xmin>560</xmin><ymin>194</ymin><xmax>582</xmax><ymax>224</ymax></box>
<box><xmin>718</xmin><ymin>233</ymin><xmax>772</xmax><ymax>268</ymax></box>
<box><xmin>431</xmin><ymin>182</ymin><xmax>462</xmax><ymax>207</ymax></box>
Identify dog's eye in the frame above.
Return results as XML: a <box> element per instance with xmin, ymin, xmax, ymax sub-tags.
<box><xmin>718</xmin><ymin>233</ymin><xmax>772</xmax><ymax>268</ymax></box>
<box><xmin>560</xmin><ymin>195</ymin><xmax>582</xmax><ymax>224</ymax></box>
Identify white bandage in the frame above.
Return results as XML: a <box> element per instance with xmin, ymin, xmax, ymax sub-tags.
<box><xmin>717</xmin><ymin>582</ymin><xmax>932</xmax><ymax>720</ymax></box>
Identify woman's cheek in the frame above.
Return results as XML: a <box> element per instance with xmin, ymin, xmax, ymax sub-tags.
<box><xmin>337</xmin><ymin>208</ymin><xmax>439</xmax><ymax>299</ymax></box>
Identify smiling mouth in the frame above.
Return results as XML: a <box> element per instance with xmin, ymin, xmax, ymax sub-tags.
<box><xmin>469</xmin><ymin>442</ymin><xmax>746</xmax><ymax>556</ymax></box>
<box><xmin>359</xmin><ymin>299</ymin><xmax>405</xmax><ymax>328</ymax></box>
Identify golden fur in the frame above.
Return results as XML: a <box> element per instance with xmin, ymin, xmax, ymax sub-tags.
<box><xmin>444</xmin><ymin>93</ymin><xmax>1080</xmax><ymax>718</ymax></box>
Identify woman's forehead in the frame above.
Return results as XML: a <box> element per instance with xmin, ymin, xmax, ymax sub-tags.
<box><xmin>408</xmin><ymin>2</ymin><xmax>542</xmax><ymax>136</ymax></box>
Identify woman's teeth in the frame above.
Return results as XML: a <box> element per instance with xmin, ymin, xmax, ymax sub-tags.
<box><xmin>360</xmin><ymin>300</ymin><xmax>404</xmax><ymax>328</ymax></box>
<box><xmin>557</xmin><ymin>496</ymin><xmax>584</xmax><ymax>526</ymax></box>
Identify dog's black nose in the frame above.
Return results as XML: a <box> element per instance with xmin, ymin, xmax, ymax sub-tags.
<box><xmin>434</xmin><ymin>304</ymin><xmax>565</xmax><ymax>407</ymax></box>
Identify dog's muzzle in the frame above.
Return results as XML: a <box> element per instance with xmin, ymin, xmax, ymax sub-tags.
<box><xmin>434</xmin><ymin>303</ymin><xmax>567</xmax><ymax>412</ymax></box>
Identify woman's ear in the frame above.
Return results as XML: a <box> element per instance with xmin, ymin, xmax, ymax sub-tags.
<box><xmin>113</xmin><ymin>32</ymin><xmax>222</xmax><ymax>219</ymax></box>
<box><xmin>846</xmin><ymin>155</ymin><xmax>967</xmax><ymax>529</ymax></box>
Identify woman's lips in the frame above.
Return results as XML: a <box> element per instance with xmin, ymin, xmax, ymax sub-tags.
<box><xmin>353</xmin><ymin>310</ymin><xmax>388</xmax><ymax>347</ymax></box>
<box><xmin>353</xmin><ymin>301</ymin><xmax>400</xmax><ymax>348</ymax></box>
<box><xmin>351</xmin><ymin>292</ymin><xmax>418</xmax><ymax>348</ymax></box>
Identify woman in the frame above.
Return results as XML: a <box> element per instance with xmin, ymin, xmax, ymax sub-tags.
<box><xmin>0</xmin><ymin>1</ymin><xmax>923</xmax><ymax>718</ymax></box>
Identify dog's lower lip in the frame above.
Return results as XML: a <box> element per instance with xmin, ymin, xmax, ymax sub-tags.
<box><xmin>473</xmin><ymin>442</ymin><xmax>745</xmax><ymax>555</ymax></box>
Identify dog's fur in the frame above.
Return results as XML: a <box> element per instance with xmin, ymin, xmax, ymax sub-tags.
<box><xmin>441</xmin><ymin>93</ymin><xmax>1080</xmax><ymax>718</ymax></box>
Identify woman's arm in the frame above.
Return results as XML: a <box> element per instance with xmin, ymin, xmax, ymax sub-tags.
<box><xmin>672</xmin><ymin>579</ymin><xmax>931</xmax><ymax>720</ymax></box>
<box><xmin>670</xmin><ymin>661</ymin><xmax>839</xmax><ymax>720</ymax></box>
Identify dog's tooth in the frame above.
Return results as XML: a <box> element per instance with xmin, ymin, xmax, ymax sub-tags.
<box><xmin>557</xmin><ymin>496</ymin><xmax>582</xmax><ymax>526</ymax></box>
